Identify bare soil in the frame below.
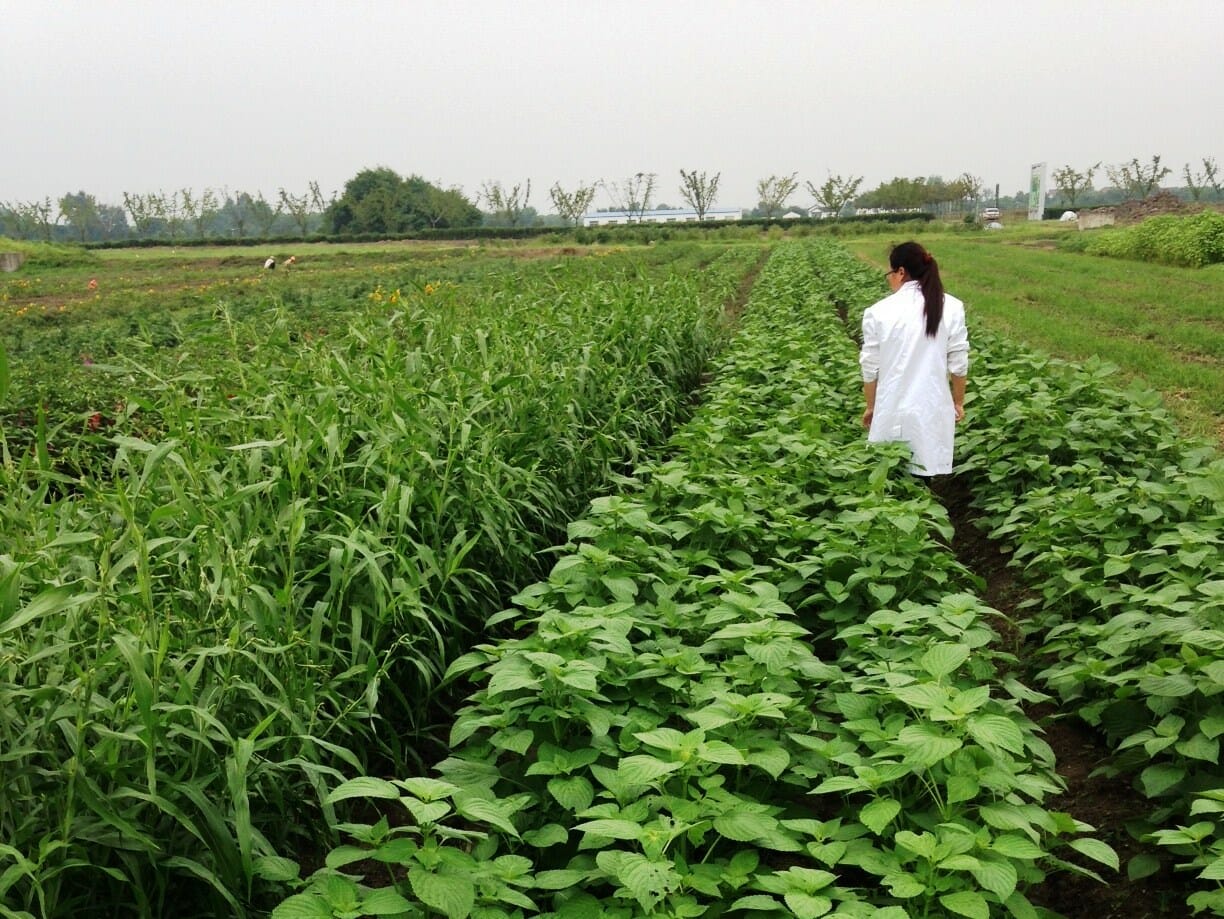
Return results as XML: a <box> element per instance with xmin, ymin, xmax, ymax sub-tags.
<box><xmin>1085</xmin><ymin>190</ymin><xmax>1203</xmax><ymax>226</ymax></box>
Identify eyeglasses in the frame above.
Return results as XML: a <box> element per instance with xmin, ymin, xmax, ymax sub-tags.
<box><xmin>885</xmin><ymin>268</ymin><xmax>900</xmax><ymax>277</ymax></box>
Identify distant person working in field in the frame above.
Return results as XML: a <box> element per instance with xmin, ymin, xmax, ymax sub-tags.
<box><xmin>859</xmin><ymin>241</ymin><xmax>969</xmax><ymax>477</ymax></box>
<box><xmin>264</xmin><ymin>256</ymin><xmax>276</xmax><ymax>270</ymax></box>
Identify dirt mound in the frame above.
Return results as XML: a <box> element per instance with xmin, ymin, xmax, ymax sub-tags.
<box><xmin>1105</xmin><ymin>190</ymin><xmax>1197</xmax><ymax>225</ymax></box>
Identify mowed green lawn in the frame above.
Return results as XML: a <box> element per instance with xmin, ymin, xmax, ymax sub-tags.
<box><xmin>844</xmin><ymin>229</ymin><xmax>1224</xmax><ymax>445</ymax></box>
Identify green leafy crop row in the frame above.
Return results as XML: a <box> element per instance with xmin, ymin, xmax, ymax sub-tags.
<box><xmin>277</xmin><ymin>243</ymin><xmax>1114</xmax><ymax>919</ymax></box>
<box><xmin>949</xmin><ymin>332</ymin><xmax>1224</xmax><ymax>914</ymax></box>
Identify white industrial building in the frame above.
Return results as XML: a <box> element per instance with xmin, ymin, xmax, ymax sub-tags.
<box><xmin>582</xmin><ymin>207</ymin><xmax>743</xmax><ymax>227</ymax></box>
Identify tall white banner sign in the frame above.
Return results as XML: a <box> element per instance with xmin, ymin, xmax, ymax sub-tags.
<box><xmin>1028</xmin><ymin>162</ymin><xmax>1047</xmax><ymax>221</ymax></box>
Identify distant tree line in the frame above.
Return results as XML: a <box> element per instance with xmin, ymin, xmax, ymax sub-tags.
<box><xmin>4</xmin><ymin>154</ymin><xmax>1220</xmax><ymax>244</ymax></box>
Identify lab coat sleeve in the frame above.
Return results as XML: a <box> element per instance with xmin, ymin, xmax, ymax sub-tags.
<box><xmin>946</xmin><ymin>309</ymin><xmax>969</xmax><ymax>377</ymax></box>
<box><xmin>860</xmin><ymin>311</ymin><xmax>880</xmax><ymax>382</ymax></box>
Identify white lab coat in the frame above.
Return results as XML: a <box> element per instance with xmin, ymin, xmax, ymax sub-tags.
<box><xmin>859</xmin><ymin>281</ymin><xmax>969</xmax><ymax>475</ymax></box>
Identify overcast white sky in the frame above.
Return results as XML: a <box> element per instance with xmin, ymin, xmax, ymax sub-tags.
<box><xmin>3</xmin><ymin>0</ymin><xmax>1222</xmax><ymax>212</ymax></box>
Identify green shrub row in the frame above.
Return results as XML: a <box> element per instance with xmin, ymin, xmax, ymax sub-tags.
<box><xmin>1071</xmin><ymin>210</ymin><xmax>1224</xmax><ymax>267</ymax></box>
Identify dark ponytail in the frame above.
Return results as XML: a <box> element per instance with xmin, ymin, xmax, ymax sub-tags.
<box><xmin>889</xmin><ymin>241</ymin><xmax>945</xmax><ymax>338</ymax></box>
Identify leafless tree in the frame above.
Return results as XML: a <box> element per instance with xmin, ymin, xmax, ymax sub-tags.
<box><xmin>604</xmin><ymin>173</ymin><xmax>657</xmax><ymax>222</ymax></box>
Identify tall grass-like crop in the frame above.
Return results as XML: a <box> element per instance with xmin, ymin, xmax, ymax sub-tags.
<box><xmin>0</xmin><ymin>244</ymin><xmax>760</xmax><ymax>917</ymax></box>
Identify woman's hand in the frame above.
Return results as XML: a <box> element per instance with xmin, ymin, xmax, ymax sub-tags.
<box><xmin>953</xmin><ymin>402</ymin><xmax>965</xmax><ymax>423</ymax></box>
<box><xmin>862</xmin><ymin>408</ymin><xmax>874</xmax><ymax>429</ymax></box>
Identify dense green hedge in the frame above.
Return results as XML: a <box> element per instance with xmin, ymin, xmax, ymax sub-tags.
<box><xmin>1064</xmin><ymin>210</ymin><xmax>1224</xmax><ymax>267</ymax></box>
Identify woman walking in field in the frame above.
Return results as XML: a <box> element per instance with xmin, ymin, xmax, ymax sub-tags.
<box><xmin>859</xmin><ymin>241</ymin><xmax>969</xmax><ymax>477</ymax></box>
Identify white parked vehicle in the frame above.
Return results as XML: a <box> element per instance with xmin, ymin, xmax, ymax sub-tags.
<box><xmin>981</xmin><ymin>207</ymin><xmax>1001</xmax><ymax>220</ymax></box>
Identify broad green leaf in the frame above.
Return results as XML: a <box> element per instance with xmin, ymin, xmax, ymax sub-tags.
<box><xmin>409</xmin><ymin>870</ymin><xmax>475</xmax><ymax>919</ymax></box>
<box><xmin>728</xmin><ymin>849</ymin><xmax>760</xmax><ymax>875</ymax></box>
<box><xmin>940</xmin><ymin>855</ymin><xmax>981</xmax><ymax>871</ymax></box>
<box><xmin>398</xmin><ymin>777</ymin><xmax>460</xmax><ymax>802</ymax></box>
<box><xmin>1204</xmin><ymin>715</ymin><xmax>1224</xmax><ymax>740</ymax></box>
<box><xmin>548</xmin><ymin>776</ymin><xmax>594</xmax><ymax>812</ymax></box>
<box><xmin>1200</xmin><ymin>856</ymin><xmax>1224</xmax><ymax>881</ymax></box>
<box><xmin>896</xmin><ymin>724</ymin><xmax>963</xmax><ymax>767</ymax></box>
<box><xmin>1003</xmin><ymin>891</ymin><xmax>1040</xmax><ymax>919</ymax></box>
<box><xmin>893</xmin><ymin>684</ymin><xmax>950</xmax><ymax>711</ymax></box>
<box><xmin>1175</xmin><ymin>732</ymin><xmax>1220</xmax><ymax>762</ymax></box>
<box><xmin>1127</xmin><ymin>852</ymin><xmax>1161</xmax><ymax>880</ymax></box>
<box><xmin>715</xmin><ymin>809</ymin><xmax>779</xmax><ymax>842</ymax></box>
<box><xmin>559</xmin><ymin>668</ymin><xmax>599</xmax><ymax>692</ymax></box>
<box><xmin>1137</xmin><ymin>672</ymin><xmax>1196</xmax><ymax>698</ymax></box>
<box><xmin>868</xmin><ymin>583</ymin><xmax>897</xmax><ymax>605</ymax></box>
<box><xmin>698</xmin><ymin>740</ymin><xmax>747</xmax><ymax>765</ymax></box>
<box><xmin>326</xmin><ymin>776</ymin><xmax>399</xmax><ymax>804</ymax></box>
<box><xmin>1140</xmin><ymin>763</ymin><xmax>1186</xmax><ymax>797</ymax></box>
<box><xmin>920</xmin><ymin>643</ymin><xmax>970</xmax><ymax>678</ymax></box>
<box><xmin>445</xmin><ymin>651</ymin><xmax>492</xmax><ymax>681</ymax></box>
<box><xmin>555</xmin><ymin>892</ymin><xmax>603</xmax><ymax>919</ymax></box>
<box><xmin>523</xmin><ymin>824</ymin><xmax>568</xmax><ymax>848</ymax></box>
<box><xmin>858</xmin><ymin>798</ymin><xmax>901</xmax><ymax>835</ymax></box>
<box><xmin>270</xmin><ymin>893</ymin><xmax>334</xmax><ymax>919</ymax></box>
<box><xmin>597</xmin><ymin>851</ymin><xmax>678</xmax><ymax>912</ymax></box>
<box><xmin>979</xmin><ymin>803</ymin><xmax>1035</xmax><ymax>834</ymax></box>
<box><xmin>454</xmin><ymin>794</ymin><xmax>520</xmax><ymax>837</ymax></box>
<box><xmin>989</xmin><ymin>834</ymin><xmax>1045</xmax><ymax>860</ymax></box>
<box><xmin>812</xmin><ymin>775</ymin><xmax>867</xmax><ymax>794</ymax></box>
<box><xmin>575</xmin><ymin>818</ymin><xmax>645</xmax><ymax>841</ymax></box>
<box><xmin>894</xmin><ymin>831</ymin><xmax>937</xmax><ymax>860</ymax></box>
<box><xmin>1067</xmin><ymin>838</ymin><xmax>1119</xmax><ymax>870</ymax></box>
<box><xmin>404</xmin><ymin>799</ymin><xmax>452</xmax><ymax>825</ymax></box>
<box><xmin>601</xmin><ymin>575</ymin><xmax>638</xmax><ymax>602</ymax></box>
<box><xmin>946</xmin><ymin>774</ymin><xmax>980</xmax><ymax>804</ymax></box>
<box><xmin>883</xmin><ymin>872</ymin><xmax>926</xmax><ymax>898</ymax></box>
<box><xmin>490</xmin><ymin>727</ymin><xmax>533</xmax><ymax>755</ymax></box>
<box><xmin>633</xmin><ymin>728</ymin><xmax>686</xmax><ymax>751</ymax></box>
<box><xmin>749</xmin><ymin>747</ymin><xmax>790</xmax><ymax>779</ymax></box>
<box><xmin>618</xmin><ymin>755</ymin><xmax>684</xmax><ymax>785</ymax></box>
<box><xmin>486</xmin><ymin>666</ymin><xmax>541</xmax><ymax>698</ymax></box>
<box><xmin>534</xmin><ymin>869</ymin><xmax>589</xmax><ymax>890</ymax></box>
<box><xmin>834</xmin><ymin>693</ymin><xmax>876</xmax><ymax>720</ymax></box>
<box><xmin>361</xmin><ymin>888</ymin><xmax>416</xmax><ymax>915</ymax></box>
<box><xmin>729</xmin><ymin>895</ymin><xmax>782</xmax><ymax>911</ymax></box>
<box><xmin>966</xmin><ymin>713</ymin><xmax>1026</xmax><ymax>754</ymax></box>
<box><xmin>252</xmin><ymin>856</ymin><xmax>300</xmax><ymax>883</ymax></box>
<box><xmin>941</xmin><ymin>890</ymin><xmax>989</xmax><ymax>919</ymax></box>
<box><xmin>784</xmin><ymin>892</ymin><xmax>832</xmax><ymax>918</ymax></box>
<box><xmin>969</xmin><ymin>859</ymin><xmax>1017</xmax><ymax>900</ymax></box>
